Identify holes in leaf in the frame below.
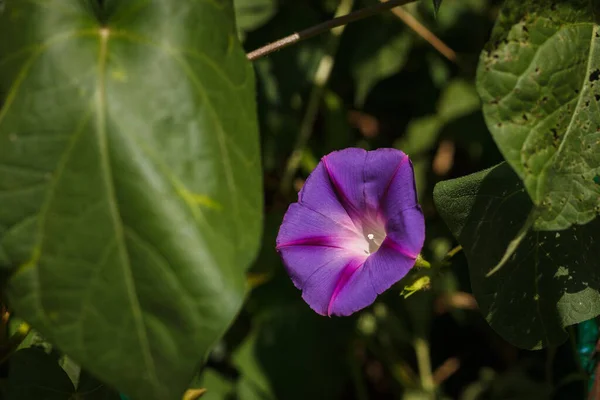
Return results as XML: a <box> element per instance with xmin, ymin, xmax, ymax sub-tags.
<box><xmin>589</xmin><ymin>69</ymin><xmax>600</xmax><ymax>82</ymax></box>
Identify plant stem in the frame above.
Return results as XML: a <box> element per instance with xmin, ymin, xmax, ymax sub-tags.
<box><xmin>279</xmin><ymin>0</ymin><xmax>353</xmax><ymax>195</ymax></box>
<box><xmin>444</xmin><ymin>245</ymin><xmax>463</xmax><ymax>260</ymax></box>
<box><xmin>414</xmin><ymin>337</ymin><xmax>435</xmax><ymax>395</ymax></box>
<box><xmin>247</xmin><ymin>0</ymin><xmax>417</xmax><ymax>61</ymax></box>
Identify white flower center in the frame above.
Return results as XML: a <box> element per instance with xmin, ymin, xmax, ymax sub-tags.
<box><xmin>363</xmin><ymin>226</ymin><xmax>386</xmax><ymax>255</ymax></box>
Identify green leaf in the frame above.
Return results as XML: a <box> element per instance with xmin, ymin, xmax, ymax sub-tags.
<box><xmin>434</xmin><ymin>163</ymin><xmax>600</xmax><ymax>349</ymax></box>
<box><xmin>437</xmin><ymin>79</ymin><xmax>481</xmax><ymax>122</ymax></box>
<box><xmin>0</xmin><ymin>1</ymin><xmax>262</xmax><ymax>399</ymax></box>
<box><xmin>192</xmin><ymin>369</ymin><xmax>235</xmax><ymax>400</ymax></box>
<box><xmin>234</xmin><ymin>0</ymin><xmax>277</xmax><ymax>33</ymax></box>
<box><xmin>5</xmin><ymin>348</ymin><xmax>75</xmax><ymax>400</ymax></box>
<box><xmin>350</xmin><ymin>16</ymin><xmax>413</xmax><ymax>105</ymax></box>
<box><xmin>234</xmin><ymin>331</ymin><xmax>277</xmax><ymax>400</ymax></box>
<box><xmin>476</xmin><ymin>0</ymin><xmax>600</xmax><ymax>230</ymax></box>
<box><xmin>396</xmin><ymin>115</ymin><xmax>443</xmax><ymax>156</ymax></box>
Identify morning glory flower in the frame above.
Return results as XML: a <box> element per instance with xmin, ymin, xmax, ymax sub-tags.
<box><xmin>276</xmin><ymin>148</ymin><xmax>425</xmax><ymax>316</ymax></box>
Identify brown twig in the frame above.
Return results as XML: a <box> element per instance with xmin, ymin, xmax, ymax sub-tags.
<box><xmin>247</xmin><ymin>0</ymin><xmax>417</xmax><ymax>61</ymax></box>
<box><xmin>384</xmin><ymin>1</ymin><xmax>457</xmax><ymax>62</ymax></box>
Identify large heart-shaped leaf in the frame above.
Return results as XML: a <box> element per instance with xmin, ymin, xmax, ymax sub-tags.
<box><xmin>0</xmin><ymin>1</ymin><xmax>262</xmax><ymax>399</ymax></box>
<box><xmin>434</xmin><ymin>163</ymin><xmax>600</xmax><ymax>349</ymax></box>
<box><xmin>477</xmin><ymin>0</ymin><xmax>600</xmax><ymax>230</ymax></box>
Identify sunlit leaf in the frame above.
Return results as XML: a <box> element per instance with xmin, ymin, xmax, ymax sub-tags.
<box><xmin>0</xmin><ymin>1</ymin><xmax>262</xmax><ymax>399</ymax></box>
<box><xmin>477</xmin><ymin>0</ymin><xmax>600</xmax><ymax>230</ymax></box>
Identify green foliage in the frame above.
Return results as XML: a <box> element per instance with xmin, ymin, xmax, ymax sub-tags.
<box><xmin>434</xmin><ymin>163</ymin><xmax>600</xmax><ymax>349</ymax></box>
<box><xmin>350</xmin><ymin>16</ymin><xmax>413</xmax><ymax>106</ymax></box>
<box><xmin>234</xmin><ymin>0</ymin><xmax>277</xmax><ymax>33</ymax></box>
<box><xmin>0</xmin><ymin>0</ymin><xmax>597</xmax><ymax>397</ymax></box>
<box><xmin>477</xmin><ymin>0</ymin><xmax>600</xmax><ymax>230</ymax></box>
<box><xmin>234</xmin><ymin>297</ymin><xmax>352</xmax><ymax>400</ymax></box>
<box><xmin>433</xmin><ymin>0</ymin><xmax>443</xmax><ymax>16</ymax></box>
<box><xmin>0</xmin><ymin>0</ymin><xmax>262</xmax><ymax>399</ymax></box>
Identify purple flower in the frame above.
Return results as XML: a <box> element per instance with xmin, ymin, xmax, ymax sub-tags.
<box><xmin>276</xmin><ymin>148</ymin><xmax>425</xmax><ymax>316</ymax></box>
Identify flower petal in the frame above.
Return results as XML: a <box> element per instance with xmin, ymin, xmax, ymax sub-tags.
<box><xmin>326</xmin><ymin>234</ymin><xmax>421</xmax><ymax>317</ymax></box>
<box><xmin>363</xmin><ymin>148</ymin><xmax>418</xmax><ymax>217</ymax></box>
<box><xmin>364</xmin><ymin>238</ymin><xmax>418</xmax><ymax>295</ymax></box>
<box><xmin>326</xmin><ymin>263</ymin><xmax>376</xmax><ymax>316</ymax></box>
<box><xmin>276</xmin><ymin>203</ymin><xmax>359</xmax><ymax>247</ymax></box>
<box><xmin>298</xmin><ymin>162</ymin><xmax>357</xmax><ymax>232</ymax></box>
<box><xmin>385</xmin><ymin>206</ymin><xmax>426</xmax><ymax>256</ymax></box>
<box><xmin>278</xmin><ymin>245</ymin><xmax>352</xmax><ymax>291</ymax></box>
<box><xmin>276</xmin><ymin>203</ymin><xmax>367</xmax><ymax>292</ymax></box>
<box><xmin>364</xmin><ymin>149</ymin><xmax>416</xmax><ymax>210</ymax></box>
<box><xmin>321</xmin><ymin>148</ymin><xmax>367</xmax><ymax>220</ymax></box>
<box><xmin>301</xmin><ymin>257</ymin><xmax>365</xmax><ymax>316</ymax></box>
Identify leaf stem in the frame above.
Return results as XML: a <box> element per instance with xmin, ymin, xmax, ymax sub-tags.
<box><xmin>247</xmin><ymin>0</ymin><xmax>417</xmax><ymax>61</ymax></box>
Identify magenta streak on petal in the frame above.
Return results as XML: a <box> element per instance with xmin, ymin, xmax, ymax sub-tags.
<box><xmin>276</xmin><ymin>236</ymin><xmax>348</xmax><ymax>250</ymax></box>
<box><xmin>382</xmin><ymin>237</ymin><xmax>418</xmax><ymax>259</ymax></box>
<box><xmin>295</xmin><ymin>202</ymin><xmax>362</xmax><ymax>237</ymax></box>
<box><xmin>322</xmin><ymin>156</ymin><xmax>363</xmax><ymax>224</ymax></box>
<box><xmin>327</xmin><ymin>259</ymin><xmax>365</xmax><ymax>316</ymax></box>
<box><xmin>378</xmin><ymin>155</ymin><xmax>409</xmax><ymax>214</ymax></box>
